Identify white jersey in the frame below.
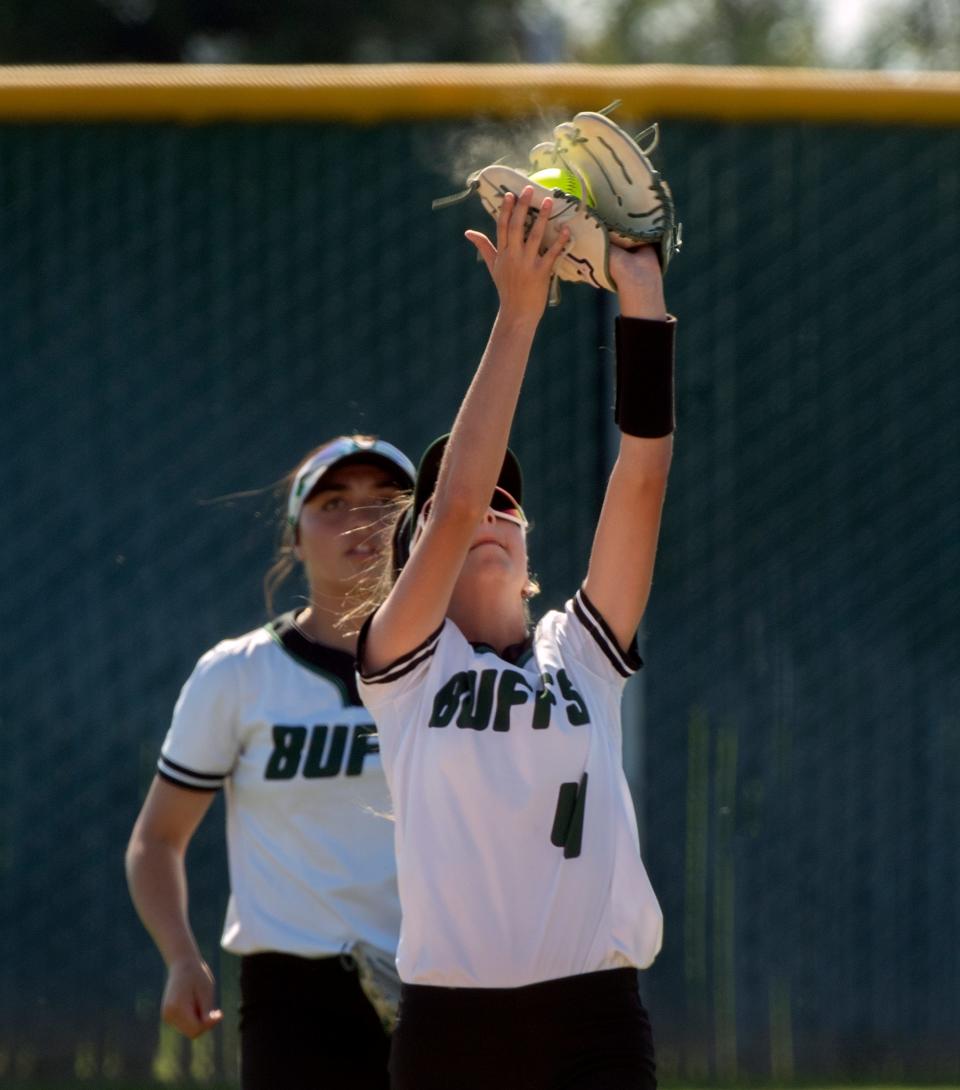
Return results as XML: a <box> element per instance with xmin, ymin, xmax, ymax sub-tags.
<box><xmin>357</xmin><ymin>587</ymin><xmax>662</xmax><ymax>988</ymax></box>
<box><xmin>158</xmin><ymin>613</ymin><xmax>400</xmax><ymax>958</ymax></box>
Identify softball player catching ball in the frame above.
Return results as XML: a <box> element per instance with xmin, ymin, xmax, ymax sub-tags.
<box><xmin>357</xmin><ymin>188</ymin><xmax>674</xmax><ymax>1089</ymax></box>
<box><xmin>126</xmin><ymin>436</ymin><xmax>414</xmax><ymax>1090</ymax></box>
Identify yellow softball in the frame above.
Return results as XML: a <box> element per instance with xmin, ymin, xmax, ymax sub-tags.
<box><xmin>528</xmin><ymin>166</ymin><xmax>594</xmax><ymax>206</ymax></box>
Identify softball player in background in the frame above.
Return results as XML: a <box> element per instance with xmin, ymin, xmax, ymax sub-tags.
<box><xmin>126</xmin><ymin>436</ymin><xmax>414</xmax><ymax>1090</ymax></box>
<box><xmin>357</xmin><ymin>189</ymin><xmax>675</xmax><ymax>1089</ymax></box>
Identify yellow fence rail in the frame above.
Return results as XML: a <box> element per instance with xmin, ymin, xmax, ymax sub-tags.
<box><xmin>0</xmin><ymin>63</ymin><xmax>958</xmax><ymax>124</ymax></box>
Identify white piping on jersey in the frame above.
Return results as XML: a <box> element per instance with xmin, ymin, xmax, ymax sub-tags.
<box><xmin>360</xmin><ymin>620</ymin><xmax>445</xmax><ymax>686</ymax></box>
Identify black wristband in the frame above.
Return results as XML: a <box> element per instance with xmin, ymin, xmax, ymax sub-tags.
<box><xmin>614</xmin><ymin>315</ymin><xmax>677</xmax><ymax>438</ymax></box>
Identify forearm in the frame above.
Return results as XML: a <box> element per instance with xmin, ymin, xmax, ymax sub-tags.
<box><xmin>586</xmin><ymin>437</ymin><xmax>672</xmax><ymax>641</ymax></box>
<box><xmin>126</xmin><ymin>840</ymin><xmax>202</xmax><ymax>968</ymax></box>
<box><xmin>434</xmin><ymin>309</ymin><xmax>539</xmax><ymax>516</ymax></box>
<box><xmin>433</xmin><ymin>188</ymin><xmax>564</xmax><ymax>521</ymax></box>
<box><xmin>584</xmin><ymin>244</ymin><xmax>675</xmax><ymax>645</ymax></box>
<box><xmin>611</xmin><ymin>243</ymin><xmax>676</xmax><ymax>442</ymax></box>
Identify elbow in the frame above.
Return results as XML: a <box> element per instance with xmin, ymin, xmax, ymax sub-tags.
<box><xmin>124</xmin><ymin>827</ymin><xmax>167</xmax><ymax>881</ymax></box>
<box><xmin>124</xmin><ymin>836</ymin><xmax>141</xmax><ymax>886</ymax></box>
<box><xmin>125</xmin><ymin>831</ymin><xmax>147</xmax><ymax>878</ymax></box>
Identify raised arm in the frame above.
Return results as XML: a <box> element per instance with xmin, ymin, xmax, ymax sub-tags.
<box><xmin>363</xmin><ymin>188</ymin><xmax>568</xmax><ymax>672</ymax></box>
<box><xmin>582</xmin><ymin>245</ymin><xmax>675</xmax><ymax>652</ymax></box>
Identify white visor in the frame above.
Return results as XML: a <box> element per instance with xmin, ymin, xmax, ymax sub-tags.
<box><xmin>287</xmin><ymin>437</ymin><xmax>415</xmax><ymax>528</ymax></box>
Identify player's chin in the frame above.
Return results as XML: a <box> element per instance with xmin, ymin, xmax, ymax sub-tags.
<box><xmin>468</xmin><ymin>539</ymin><xmax>508</xmax><ymax>554</ymax></box>
<box><xmin>461</xmin><ymin>547</ymin><xmax>524</xmax><ymax>587</ymax></box>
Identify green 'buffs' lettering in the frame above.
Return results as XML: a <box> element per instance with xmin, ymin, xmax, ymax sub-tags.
<box><xmin>264</xmin><ymin>725</ymin><xmax>306</xmax><ymax>779</ymax></box>
<box><xmin>344</xmin><ymin>725</ymin><xmax>379</xmax><ymax>775</ymax></box>
<box><xmin>302</xmin><ymin>725</ymin><xmax>349</xmax><ymax>778</ymax></box>
<box><xmin>428</xmin><ymin>671</ymin><xmax>474</xmax><ymax>727</ymax></box>
<box><xmin>558</xmin><ymin>670</ymin><xmax>589</xmax><ymax>725</ymax></box>
<box><xmin>264</xmin><ymin>723</ymin><xmax>380</xmax><ymax>780</ymax></box>
<box><xmin>459</xmin><ymin>669</ymin><xmax>498</xmax><ymax>729</ymax></box>
<box><xmin>532</xmin><ymin>672</ymin><xmax>557</xmax><ymax>729</ymax></box>
<box><xmin>428</xmin><ymin>667</ymin><xmax>589</xmax><ymax>731</ymax></box>
<box><xmin>493</xmin><ymin>671</ymin><xmax>532</xmax><ymax>730</ymax></box>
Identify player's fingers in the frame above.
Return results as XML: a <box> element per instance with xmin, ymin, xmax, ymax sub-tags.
<box><xmin>527</xmin><ymin>195</ymin><xmax>552</xmax><ymax>254</ymax></box>
<box><xmin>194</xmin><ymin>971</ymin><xmax>222</xmax><ymax>1026</ymax></box>
<box><xmin>160</xmin><ymin>996</ymin><xmax>221</xmax><ymax>1039</ymax></box>
<box><xmin>495</xmin><ymin>192</ymin><xmax>515</xmax><ymax>251</ymax></box>
<box><xmin>544</xmin><ymin>225</ymin><xmax>571</xmax><ymax>271</ymax></box>
<box><xmin>162</xmin><ymin>999</ymin><xmax>206</xmax><ymax>1039</ymax></box>
<box><xmin>507</xmin><ymin>186</ymin><xmax>533</xmax><ymax>251</ymax></box>
<box><xmin>465</xmin><ymin>230</ymin><xmax>497</xmax><ymax>278</ymax></box>
<box><xmin>198</xmin><ymin>1005</ymin><xmax>224</xmax><ymax>1031</ymax></box>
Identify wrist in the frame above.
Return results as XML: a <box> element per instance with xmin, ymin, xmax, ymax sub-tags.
<box><xmin>165</xmin><ymin>943</ymin><xmax>204</xmax><ymax>971</ymax></box>
<box><xmin>610</xmin><ymin>244</ymin><xmax>667</xmax><ymax>318</ymax></box>
<box><xmin>616</xmin><ymin>280</ymin><xmax>667</xmax><ymax>320</ymax></box>
<box><xmin>494</xmin><ymin>306</ymin><xmax>542</xmax><ymax>338</ymax></box>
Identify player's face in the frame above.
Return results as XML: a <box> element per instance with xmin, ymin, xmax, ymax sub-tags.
<box><xmin>297</xmin><ymin>463</ymin><xmax>402</xmax><ymax>591</ymax></box>
<box><xmin>456</xmin><ymin>505</ymin><xmax>530</xmax><ymax>601</ymax></box>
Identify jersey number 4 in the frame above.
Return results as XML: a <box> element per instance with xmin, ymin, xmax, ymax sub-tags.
<box><xmin>551</xmin><ymin>773</ymin><xmax>588</xmax><ymax>859</ymax></box>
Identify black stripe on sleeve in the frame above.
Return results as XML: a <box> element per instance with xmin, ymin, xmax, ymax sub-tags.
<box><xmin>157</xmin><ymin>755</ymin><xmax>227</xmax><ymax>792</ymax></box>
<box><xmin>364</xmin><ymin>643</ymin><xmax>441</xmax><ymax>686</ymax></box>
<box><xmin>158</xmin><ymin>755</ymin><xmax>226</xmax><ymax>782</ymax></box>
<box><xmin>357</xmin><ymin>611</ymin><xmax>445</xmax><ymax>684</ymax></box>
<box><xmin>572</xmin><ymin>588</ymin><xmax>643</xmax><ymax>677</ymax></box>
<box><xmin>572</xmin><ymin>598</ymin><xmax>631</xmax><ymax>678</ymax></box>
<box><xmin>157</xmin><ymin>768</ymin><xmax>222</xmax><ymax>793</ymax></box>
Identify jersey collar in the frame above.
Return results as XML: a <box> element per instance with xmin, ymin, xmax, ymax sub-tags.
<box><xmin>266</xmin><ymin>612</ymin><xmax>362</xmax><ymax>706</ymax></box>
<box><xmin>470</xmin><ymin>632</ymin><xmax>534</xmax><ymax>667</ymax></box>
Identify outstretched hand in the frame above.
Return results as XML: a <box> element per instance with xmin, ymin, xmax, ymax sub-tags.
<box><xmin>465</xmin><ymin>187</ymin><xmax>569</xmax><ymax>322</ymax></box>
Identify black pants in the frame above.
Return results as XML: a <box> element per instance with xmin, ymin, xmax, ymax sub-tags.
<box><xmin>390</xmin><ymin>967</ymin><xmax>656</xmax><ymax>1090</ymax></box>
<box><xmin>240</xmin><ymin>951</ymin><xmax>390</xmax><ymax>1090</ymax></box>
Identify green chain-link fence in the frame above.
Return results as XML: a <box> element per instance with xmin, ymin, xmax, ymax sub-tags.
<box><xmin>0</xmin><ymin>110</ymin><xmax>957</xmax><ymax>1084</ymax></box>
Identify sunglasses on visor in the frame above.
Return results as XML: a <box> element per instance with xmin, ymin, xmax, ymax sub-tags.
<box><xmin>487</xmin><ymin>487</ymin><xmax>527</xmax><ymax>527</ymax></box>
<box><xmin>415</xmin><ymin>486</ymin><xmax>528</xmax><ymax>541</ymax></box>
